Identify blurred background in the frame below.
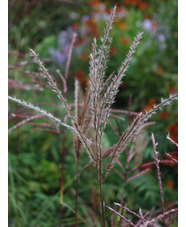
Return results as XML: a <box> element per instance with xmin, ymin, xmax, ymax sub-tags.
<box><xmin>8</xmin><ymin>0</ymin><xmax>178</xmax><ymax>226</ymax></box>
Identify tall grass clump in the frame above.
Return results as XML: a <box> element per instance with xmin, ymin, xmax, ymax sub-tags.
<box><xmin>9</xmin><ymin>6</ymin><xmax>178</xmax><ymax>227</ymax></box>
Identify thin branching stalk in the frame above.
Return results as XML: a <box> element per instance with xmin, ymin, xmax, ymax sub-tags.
<box><xmin>151</xmin><ymin>133</ymin><xmax>165</xmax><ymax>224</ymax></box>
<box><xmin>126</xmin><ymin>168</ymin><xmax>150</xmax><ymax>183</ymax></box>
<box><xmin>8</xmin><ymin>96</ymin><xmax>75</xmax><ymax>131</ymax></box>
<box><xmin>143</xmin><ymin>208</ymin><xmax>178</xmax><ymax>227</ymax></box>
<box><xmin>59</xmin><ymin>131</ymin><xmax>65</xmax><ymax>227</ymax></box>
<box><xmin>165</xmin><ymin>153</ymin><xmax>178</xmax><ymax>164</ymax></box>
<box><xmin>8</xmin><ymin>114</ymin><xmax>43</xmax><ymax>132</ymax></box>
<box><xmin>166</xmin><ymin>134</ymin><xmax>178</xmax><ymax>147</ymax></box>
<box><xmin>75</xmin><ymin>160</ymin><xmax>79</xmax><ymax>227</ymax></box>
<box><xmin>73</xmin><ymin>79</ymin><xmax>81</xmax><ymax>227</ymax></box>
<box><xmin>135</xmin><ymin>211</ymin><xmax>151</xmax><ymax>227</ymax></box>
<box><xmin>64</xmin><ymin>33</ymin><xmax>77</xmax><ymax>79</ymax></box>
<box><xmin>139</xmin><ymin>209</ymin><xmax>146</xmax><ymax>226</ymax></box>
<box><xmin>56</xmin><ymin>69</ymin><xmax>67</xmax><ymax>94</ymax></box>
<box><xmin>99</xmin><ymin>180</ymin><xmax>106</xmax><ymax>227</ymax></box>
<box><xmin>108</xmin><ymin>203</ymin><xmax>157</xmax><ymax>227</ymax></box>
<box><xmin>167</xmin><ymin>210</ymin><xmax>178</xmax><ymax>226</ymax></box>
<box><xmin>107</xmin><ymin>205</ymin><xmax>135</xmax><ymax>226</ymax></box>
<box><xmin>59</xmin><ymin>34</ymin><xmax>78</xmax><ymax>226</ymax></box>
<box><xmin>114</xmin><ymin>203</ymin><xmax>150</xmax><ymax>225</ymax></box>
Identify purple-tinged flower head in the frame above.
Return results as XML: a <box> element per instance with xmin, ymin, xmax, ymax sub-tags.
<box><xmin>93</xmin><ymin>11</ymin><xmax>110</xmax><ymax>22</ymax></box>
<box><xmin>143</xmin><ymin>19</ymin><xmax>153</xmax><ymax>31</ymax></box>
<box><xmin>117</xmin><ymin>8</ymin><xmax>127</xmax><ymax>19</ymax></box>
<box><xmin>48</xmin><ymin>49</ymin><xmax>67</xmax><ymax>65</ymax></box>
<box><xmin>102</xmin><ymin>12</ymin><xmax>110</xmax><ymax>21</ymax></box>
<box><xmin>58</xmin><ymin>28</ymin><xmax>75</xmax><ymax>49</ymax></box>
<box><xmin>143</xmin><ymin>19</ymin><xmax>157</xmax><ymax>33</ymax></box>
<box><xmin>98</xmin><ymin>3</ymin><xmax>106</xmax><ymax>11</ymax></box>
<box><xmin>157</xmin><ymin>33</ymin><xmax>166</xmax><ymax>42</ymax></box>
<box><xmin>49</xmin><ymin>27</ymin><xmax>79</xmax><ymax>66</ymax></box>
<box><xmin>81</xmin><ymin>15</ymin><xmax>90</xmax><ymax>22</ymax></box>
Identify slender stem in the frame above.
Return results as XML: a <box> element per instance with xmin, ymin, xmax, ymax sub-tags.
<box><xmin>96</xmin><ymin>131</ymin><xmax>105</xmax><ymax>227</ymax></box>
<box><xmin>59</xmin><ymin>132</ymin><xmax>65</xmax><ymax>227</ymax></box>
<box><xmin>99</xmin><ymin>179</ymin><xmax>106</xmax><ymax>227</ymax></box>
<box><xmin>75</xmin><ymin>160</ymin><xmax>79</xmax><ymax>227</ymax></box>
<box><xmin>151</xmin><ymin>133</ymin><xmax>165</xmax><ymax>225</ymax></box>
<box><xmin>65</xmin><ymin>33</ymin><xmax>77</xmax><ymax>79</ymax></box>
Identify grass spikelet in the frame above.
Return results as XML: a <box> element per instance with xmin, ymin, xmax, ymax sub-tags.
<box><xmin>8</xmin><ymin>96</ymin><xmax>75</xmax><ymax>131</ymax></box>
<box><xmin>103</xmin><ymin>93</ymin><xmax>178</xmax><ymax>180</ymax></box>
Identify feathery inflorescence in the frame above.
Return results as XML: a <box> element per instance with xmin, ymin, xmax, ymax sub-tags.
<box><xmin>89</xmin><ymin>6</ymin><xmax>116</xmax><ymax>135</ymax></box>
<box><xmin>8</xmin><ymin>96</ymin><xmax>73</xmax><ymax>130</ymax></box>
<box><xmin>88</xmin><ymin>7</ymin><xmax>145</xmax><ymax>180</ymax></box>
<box><xmin>102</xmin><ymin>93</ymin><xmax>177</xmax><ymax>180</ymax></box>
<box><xmin>89</xmin><ymin>6</ymin><xmax>143</xmax><ymax>149</ymax></box>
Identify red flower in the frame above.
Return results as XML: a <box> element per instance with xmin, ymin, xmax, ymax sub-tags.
<box><xmin>110</xmin><ymin>47</ymin><xmax>116</xmax><ymax>55</ymax></box>
<box><xmin>119</xmin><ymin>82</ymin><xmax>126</xmax><ymax>89</ymax></box>
<box><xmin>123</xmin><ymin>0</ymin><xmax>131</xmax><ymax>6</ymax></box>
<box><xmin>168</xmin><ymin>121</ymin><xmax>178</xmax><ymax>143</ymax></box>
<box><xmin>131</xmin><ymin>0</ymin><xmax>140</xmax><ymax>5</ymax></box>
<box><xmin>160</xmin><ymin>111</ymin><xmax>169</xmax><ymax>119</ymax></box>
<box><xmin>74</xmin><ymin>71</ymin><xmax>88</xmax><ymax>86</ymax></box>
<box><xmin>88</xmin><ymin>0</ymin><xmax>100</xmax><ymax>7</ymax></box>
<box><xmin>138</xmin><ymin>2</ymin><xmax>148</xmax><ymax>11</ymax></box>
<box><xmin>156</xmin><ymin>67</ymin><xmax>163</xmax><ymax>75</ymax></box>
<box><xmin>117</xmin><ymin>7</ymin><xmax>124</xmax><ymax>13</ymax></box>
<box><xmin>120</xmin><ymin>37</ymin><xmax>130</xmax><ymax>45</ymax></box>
<box><xmin>72</xmin><ymin>23</ymin><xmax>79</xmax><ymax>30</ymax></box>
<box><xmin>167</xmin><ymin>85</ymin><xmax>177</xmax><ymax>95</ymax></box>
<box><xmin>143</xmin><ymin>98</ymin><xmax>156</xmax><ymax>111</ymax></box>
<box><xmin>123</xmin><ymin>0</ymin><xmax>140</xmax><ymax>6</ymax></box>
<box><xmin>165</xmin><ymin>180</ymin><xmax>174</xmax><ymax>189</ymax></box>
<box><xmin>80</xmin><ymin>53</ymin><xmax>88</xmax><ymax>61</ymax></box>
<box><xmin>123</xmin><ymin>0</ymin><xmax>148</xmax><ymax>10</ymax></box>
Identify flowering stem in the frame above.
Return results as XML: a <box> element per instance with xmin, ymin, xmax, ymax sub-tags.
<box><xmin>99</xmin><ymin>179</ymin><xmax>106</xmax><ymax>227</ymax></box>
<box><xmin>151</xmin><ymin>133</ymin><xmax>165</xmax><ymax>225</ymax></box>
<box><xmin>59</xmin><ymin>132</ymin><xmax>65</xmax><ymax>227</ymax></box>
<box><xmin>75</xmin><ymin>160</ymin><xmax>79</xmax><ymax>227</ymax></box>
